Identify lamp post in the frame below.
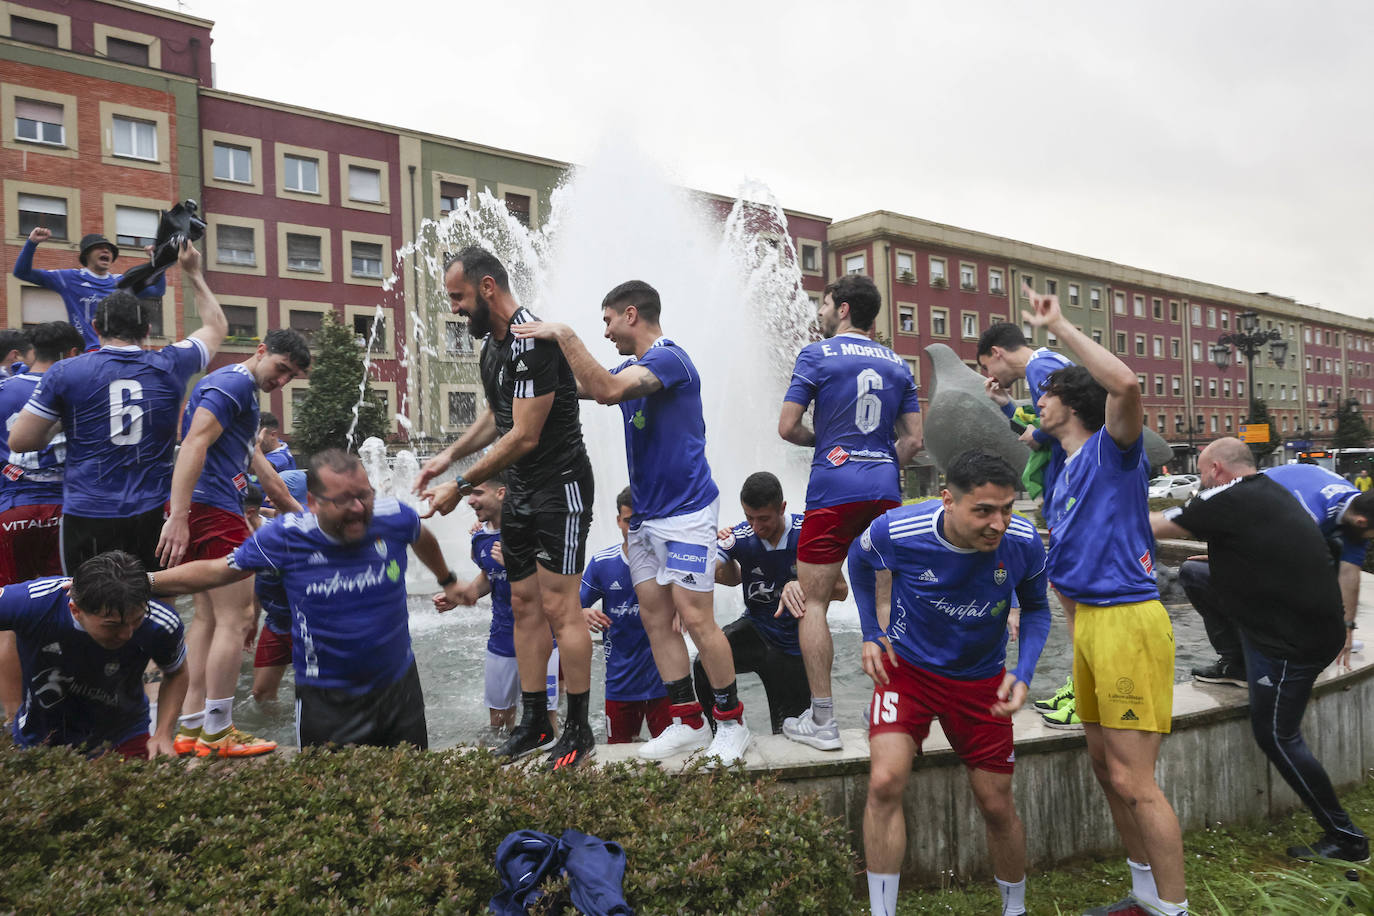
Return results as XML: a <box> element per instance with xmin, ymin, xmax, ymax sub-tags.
<box><xmin>1174</xmin><ymin>417</ymin><xmax>1201</xmax><ymax>473</ymax></box>
<box><xmin>1212</xmin><ymin>310</ymin><xmax>1288</xmax><ymax>421</ymax></box>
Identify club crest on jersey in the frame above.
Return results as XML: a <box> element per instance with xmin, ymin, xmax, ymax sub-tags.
<box><xmin>826</xmin><ymin>446</ymin><xmax>850</xmax><ymax>467</ymax></box>
<box><xmin>104</xmin><ymin>661</ymin><xmax>120</xmax><ymax>676</ymax></box>
<box><xmin>375</xmin><ymin>538</ymin><xmax>388</xmax><ymax>558</ymax></box>
<box><xmin>994</xmin><ymin>563</ymin><xmax>1007</xmax><ymax>585</ymax></box>
<box><xmin>631</xmin><ymin>409</ymin><xmax>646</xmax><ymax>430</ymax></box>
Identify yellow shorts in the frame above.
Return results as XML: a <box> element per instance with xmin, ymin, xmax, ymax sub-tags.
<box><xmin>1073</xmin><ymin>599</ymin><xmax>1175</xmax><ymax>734</ymax></box>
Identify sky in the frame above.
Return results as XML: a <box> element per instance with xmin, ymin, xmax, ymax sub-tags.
<box><xmin>151</xmin><ymin>0</ymin><xmax>1374</xmax><ymax>318</ymax></box>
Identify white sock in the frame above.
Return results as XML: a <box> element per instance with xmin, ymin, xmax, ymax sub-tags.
<box><xmin>996</xmin><ymin>876</ymin><xmax>1026</xmax><ymax>915</ymax></box>
<box><xmin>203</xmin><ymin>697</ymin><xmax>234</xmax><ymax>735</ymax></box>
<box><xmin>1128</xmin><ymin>858</ymin><xmax>1157</xmax><ymax>903</ymax></box>
<box><xmin>811</xmin><ymin>696</ymin><xmax>834</xmax><ymax>726</ymax></box>
<box><xmin>178</xmin><ymin>711</ymin><xmax>204</xmax><ymax>731</ymax></box>
<box><xmin>148</xmin><ymin>704</ymin><xmax>157</xmax><ymax>735</ymax></box>
<box><xmin>866</xmin><ymin>871</ymin><xmax>899</xmax><ymax>916</ymax></box>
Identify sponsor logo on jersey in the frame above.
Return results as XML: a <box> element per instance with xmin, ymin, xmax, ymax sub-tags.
<box><xmin>308</xmin><ymin>551</ymin><xmax>328</xmax><ymax>565</ymax></box>
<box><xmin>826</xmin><ymin>446</ymin><xmax>849</xmax><ymax>467</ymax></box>
<box><xmin>989</xmin><ymin>599</ymin><xmax>1008</xmax><ymax>617</ymax></box>
<box><xmin>2</xmin><ymin>515</ymin><xmax>59</xmax><ymax>532</ymax></box>
<box><xmin>386</xmin><ymin>559</ymin><xmax>401</xmax><ymax>582</ymax></box>
<box><xmin>610</xmin><ymin>580</ymin><xmax>623</xmax><ymax>589</ymax></box>
<box><xmin>918</xmin><ymin>568</ymin><xmax>938</xmax><ymax>582</ymax></box>
<box><xmin>305</xmin><ymin>563</ymin><xmax>394</xmax><ymax>598</ymax></box>
<box><xmin>665</xmin><ymin>541</ymin><xmax>710</xmax><ymax>574</ymax></box>
<box><xmin>41</xmin><ymin>642</ymin><xmax>60</xmax><ymax>655</ymax></box>
<box><xmin>631</xmin><ymin>409</ymin><xmax>646</xmax><ymax>430</ymax></box>
<box><xmin>993</xmin><ymin>563</ymin><xmax>1007</xmax><ymax>585</ymax></box>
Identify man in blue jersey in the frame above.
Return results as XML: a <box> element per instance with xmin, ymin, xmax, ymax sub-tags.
<box><xmin>777</xmin><ymin>274</ymin><xmax>923</xmax><ymax>751</ymax></box>
<box><xmin>156</xmin><ymin>329</ymin><xmax>310</xmax><ymax>758</ymax></box>
<box><xmin>251</xmin><ymin>470</ymin><xmax>306</xmax><ymax>703</ymax></box>
<box><xmin>258</xmin><ymin>413</ymin><xmax>297</xmax><ymax>473</ymax></box>
<box><xmin>582</xmin><ymin>487</ymin><xmax>671</xmax><ymax>744</ymax></box>
<box><xmin>513</xmin><ymin>280</ymin><xmax>752</xmax><ymax>766</ymax></box>
<box><xmin>0</xmin><ymin>330</ymin><xmax>32</xmax><ymax>378</ymax></box>
<box><xmin>0</xmin><ymin>321</ymin><xmax>85</xmax><ymax>721</ymax></box>
<box><xmin>9</xmin><ymin>241</ymin><xmax>228</xmax><ymax>574</ymax></box>
<box><xmin>150</xmin><ymin>450</ymin><xmax>468</xmax><ymax>750</ymax></box>
<box><xmin>1175</xmin><ymin>461</ymin><xmax>1374</xmax><ymax>686</ymax></box>
<box><xmin>0</xmin><ymin>550</ymin><xmax>188</xmax><ymax>759</ymax></box>
<box><xmin>1029</xmin><ymin>286</ymin><xmax>1187</xmax><ymax>916</ymax></box>
<box><xmin>703</xmin><ymin>471</ymin><xmax>846</xmax><ymax>735</ymax></box>
<box><xmin>850</xmin><ymin>450</ymin><xmax>1050</xmax><ymax>916</ymax></box>
<box><xmin>13</xmin><ymin>228</ymin><xmax>166</xmax><ymax>351</ymax></box>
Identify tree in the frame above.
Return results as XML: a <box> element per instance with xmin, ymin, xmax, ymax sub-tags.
<box><xmin>1245</xmin><ymin>398</ymin><xmax>1281</xmax><ymax>461</ymax></box>
<box><xmin>1334</xmin><ymin>398</ymin><xmax>1372</xmax><ymax>450</ymax></box>
<box><xmin>291</xmin><ymin>311</ymin><xmax>390</xmax><ymax>459</ymax></box>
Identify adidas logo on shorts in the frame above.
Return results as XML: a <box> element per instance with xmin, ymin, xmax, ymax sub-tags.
<box><xmin>681</xmin><ymin>573</ymin><xmax>697</xmax><ymax>585</ymax></box>
<box><xmin>1121</xmin><ymin>709</ymin><xmax>1139</xmax><ymax>722</ymax></box>
<box><xmin>610</xmin><ymin>580</ymin><xmax>623</xmax><ymax>589</ymax></box>
<box><xmin>918</xmin><ymin>569</ymin><xmax>938</xmax><ymax>582</ymax></box>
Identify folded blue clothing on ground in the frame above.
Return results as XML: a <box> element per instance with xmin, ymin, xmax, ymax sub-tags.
<box><xmin>491</xmin><ymin>828</ymin><xmax>633</xmax><ymax>916</ymax></box>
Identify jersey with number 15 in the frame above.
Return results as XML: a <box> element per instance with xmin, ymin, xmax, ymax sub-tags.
<box><xmin>784</xmin><ymin>332</ymin><xmax>921</xmax><ymax>509</ymax></box>
<box><xmin>23</xmin><ymin>340</ymin><xmax>209</xmax><ymax>518</ymax></box>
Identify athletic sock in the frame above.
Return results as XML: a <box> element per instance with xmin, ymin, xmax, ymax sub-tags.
<box><xmin>1128</xmin><ymin>858</ymin><xmax>1157</xmax><ymax>903</ymax></box>
<box><xmin>178</xmin><ymin>712</ymin><xmax>204</xmax><ymax>733</ymax></box>
<box><xmin>711</xmin><ymin>680</ymin><xmax>740</xmax><ymax>718</ymax></box>
<box><xmin>811</xmin><ymin>696</ymin><xmax>834</xmax><ymax>726</ymax></box>
<box><xmin>148</xmin><ymin>703</ymin><xmax>157</xmax><ymax>736</ymax></box>
<box><xmin>202</xmin><ymin>697</ymin><xmax>234</xmax><ymax>736</ymax></box>
<box><xmin>665</xmin><ymin>675</ymin><xmax>695</xmax><ymax>706</ymax></box>
<box><xmin>519</xmin><ymin>690</ymin><xmax>548</xmax><ymax>728</ymax></box>
<box><xmin>567</xmin><ymin>689</ymin><xmax>590</xmax><ymax>728</ymax></box>
<box><xmin>996</xmin><ymin>876</ymin><xmax>1026</xmax><ymax>915</ymax></box>
<box><xmin>866</xmin><ymin>871</ymin><xmax>899</xmax><ymax>916</ymax></box>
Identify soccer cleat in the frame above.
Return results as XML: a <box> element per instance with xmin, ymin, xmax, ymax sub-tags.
<box><xmin>195</xmin><ymin>726</ymin><xmax>277</xmax><ymax>758</ymax></box>
<box><xmin>781</xmin><ymin>708</ymin><xmax>842</xmax><ymax>751</ymax></box>
<box><xmin>495</xmin><ymin>720</ymin><xmax>556</xmax><ymax>761</ymax></box>
<box><xmin>637</xmin><ymin>720</ymin><xmax>710</xmax><ymax>760</ymax></box>
<box><xmin>1042</xmin><ymin>700</ymin><xmax>1083</xmax><ymax>730</ymax></box>
<box><xmin>1287</xmin><ymin>833</ymin><xmax>1371</xmax><ymax>863</ymax></box>
<box><xmin>703</xmin><ymin>717</ymin><xmax>752</xmax><ymax>767</ymax></box>
<box><xmin>173</xmin><ymin>726</ymin><xmax>202</xmax><ymax>757</ymax></box>
<box><xmin>1082</xmin><ymin>898</ymin><xmax>1154</xmax><ymax>915</ymax></box>
<box><xmin>1034</xmin><ymin>675</ymin><xmax>1074</xmax><ymax>713</ymax></box>
<box><xmin>1191</xmin><ymin>660</ymin><xmax>1247</xmax><ymax>688</ymax></box>
<box><xmin>545</xmin><ymin>721</ymin><xmax>596</xmax><ymax>771</ymax></box>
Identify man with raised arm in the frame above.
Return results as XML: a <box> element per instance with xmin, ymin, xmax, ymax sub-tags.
<box><xmin>413</xmin><ymin>247</ymin><xmax>596</xmax><ymax>769</ymax></box>
<box><xmin>155</xmin><ymin>329</ymin><xmax>311</xmax><ymax>759</ymax></box>
<box><xmin>851</xmin><ymin>450</ymin><xmax>1049</xmax><ymax>916</ymax></box>
<box><xmin>1026</xmin><ymin>283</ymin><xmax>1187</xmax><ymax>916</ymax></box>
<box><xmin>513</xmin><ymin>279</ymin><xmax>752</xmax><ymax>766</ymax></box>
<box><xmin>776</xmin><ymin>274</ymin><xmax>923</xmax><ymax>751</ymax></box>
<box><xmin>8</xmin><ymin>242</ymin><xmax>228</xmax><ymax>574</ymax></box>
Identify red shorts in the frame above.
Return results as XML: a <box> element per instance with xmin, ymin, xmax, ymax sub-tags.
<box><xmin>187</xmin><ymin>503</ymin><xmax>252</xmax><ymax>562</ymax></box>
<box><xmin>0</xmin><ymin>503</ymin><xmax>62</xmax><ymax>583</ymax></box>
<box><xmin>254</xmin><ymin>625</ymin><xmax>293</xmax><ymax>668</ymax></box>
<box><xmin>868</xmin><ymin>655</ymin><xmax>1015</xmax><ymax>774</ymax></box>
<box><xmin>113</xmin><ymin>732</ymin><xmax>149</xmax><ymax>760</ymax></box>
<box><xmin>797</xmin><ymin>499</ymin><xmax>900</xmax><ymax>564</ymax></box>
<box><xmin>605</xmin><ymin>696</ymin><xmax>672</xmax><ymax>744</ymax></box>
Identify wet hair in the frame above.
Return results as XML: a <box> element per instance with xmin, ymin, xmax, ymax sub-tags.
<box><xmin>306</xmin><ymin>448</ymin><xmax>363</xmax><ymax>496</ymax></box>
<box><xmin>1042</xmin><ymin>365</ymin><xmax>1107</xmax><ymax>432</ymax></box>
<box><xmin>977</xmin><ymin>322</ymin><xmax>1029</xmax><ymax>358</ymax></box>
<box><xmin>822</xmin><ymin>275</ymin><xmax>881</xmax><ymax>331</ymax></box>
<box><xmin>28</xmin><ymin>322</ymin><xmax>82</xmax><ymax>362</ymax></box>
<box><xmin>93</xmin><ymin>291</ymin><xmax>150</xmax><ymax>342</ymax></box>
<box><xmin>945</xmin><ymin>450</ymin><xmax>1020</xmax><ymax>495</ymax></box>
<box><xmin>242</xmin><ymin>483</ymin><xmax>264</xmax><ymax>508</ymax></box>
<box><xmin>445</xmin><ymin>246</ymin><xmax>510</xmax><ymax>292</ymax></box>
<box><xmin>259</xmin><ymin>412</ymin><xmax>280</xmax><ymax>431</ymax></box>
<box><xmin>601</xmin><ymin>280</ymin><xmax>662</xmax><ymax>325</ymax></box>
<box><xmin>739</xmin><ymin>471</ymin><xmax>784</xmax><ymax>509</ymax></box>
<box><xmin>0</xmin><ymin>329</ymin><xmax>32</xmax><ymax>359</ymax></box>
<box><xmin>70</xmin><ymin>550</ymin><xmax>150</xmax><ymax>621</ymax></box>
<box><xmin>264</xmin><ymin>328</ymin><xmax>312</xmax><ymax>370</ymax></box>
<box><xmin>616</xmin><ymin>486</ymin><xmax>632</xmax><ymax>513</ymax></box>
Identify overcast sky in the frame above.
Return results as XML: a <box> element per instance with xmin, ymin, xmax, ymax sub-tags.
<box><xmin>154</xmin><ymin>0</ymin><xmax>1374</xmax><ymax>319</ymax></box>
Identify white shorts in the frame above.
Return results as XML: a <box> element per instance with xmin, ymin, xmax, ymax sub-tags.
<box><xmin>483</xmin><ymin>646</ymin><xmax>560</xmax><ymax>710</ymax></box>
<box><xmin>627</xmin><ymin>498</ymin><xmax>719</xmax><ymax>593</ymax></box>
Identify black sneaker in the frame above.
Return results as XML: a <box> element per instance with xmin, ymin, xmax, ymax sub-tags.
<box><xmin>495</xmin><ymin>720</ymin><xmax>556</xmax><ymax>761</ymax></box>
<box><xmin>1191</xmin><ymin>660</ymin><xmax>1248</xmax><ymax>688</ymax></box>
<box><xmin>1287</xmin><ymin>833</ymin><xmax>1371</xmax><ymax>863</ymax></box>
<box><xmin>545</xmin><ymin>720</ymin><xmax>596</xmax><ymax>771</ymax></box>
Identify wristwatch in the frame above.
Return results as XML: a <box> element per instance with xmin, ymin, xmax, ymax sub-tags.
<box><xmin>437</xmin><ymin>570</ymin><xmax>457</xmax><ymax>588</ymax></box>
<box><xmin>453</xmin><ymin>475</ymin><xmax>475</xmax><ymax>496</ymax></box>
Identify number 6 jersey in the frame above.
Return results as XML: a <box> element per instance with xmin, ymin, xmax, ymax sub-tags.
<box><xmin>22</xmin><ymin>339</ymin><xmax>208</xmax><ymax>517</ymax></box>
<box><xmin>784</xmin><ymin>332</ymin><xmax>921</xmax><ymax>509</ymax></box>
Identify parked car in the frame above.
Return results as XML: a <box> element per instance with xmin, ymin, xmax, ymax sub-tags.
<box><xmin>1148</xmin><ymin>474</ymin><xmax>1200</xmax><ymax>500</ymax></box>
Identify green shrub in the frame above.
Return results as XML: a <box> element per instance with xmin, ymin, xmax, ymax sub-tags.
<box><xmin>0</xmin><ymin>739</ymin><xmax>855</xmax><ymax>914</ymax></box>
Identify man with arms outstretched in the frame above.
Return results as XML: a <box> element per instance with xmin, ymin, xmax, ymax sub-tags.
<box><xmin>414</xmin><ymin>247</ymin><xmax>596</xmax><ymax>769</ymax></box>
<box><xmin>777</xmin><ymin>274</ymin><xmax>922</xmax><ymax>750</ymax></box>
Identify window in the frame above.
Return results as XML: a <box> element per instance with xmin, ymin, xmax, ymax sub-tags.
<box><xmin>348</xmin><ymin>166</ymin><xmax>382</xmax><ymax>203</ymax></box>
<box><xmin>1115</xmin><ymin>331</ymin><xmax>1126</xmax><ymax>353</ymax></box>
<box><xmin>353</xmin><ymin>312</ymin><xmax>386</xmax><ymax>348</ymax></box>
<box><xmin>1170</xmin><ymin>300</ymin><xmax>1180</xmax><ymax>322</ymax></box>
<box><xmin>1158</xmin><ymin>414</ymin><xmax>1167</xmax><ymax>433</ymax></box>
<box><xmin>1068</xmin><ymin>283</ymin><xmax>1080</xmax><ymax>306</ymax></box>
<box><xmin>445</xmin><ymin>319</ymin><xmax>475</xmax><ymax>356</ymax></box>
<box><xmin>213</xmin><ymin>143</ymin><xmax>252</xmax><ymax>183</ymax></box>
<box><xmin>895</xmin><ymin>251</ymin><xmax>915</xmax><ymax>279</ymax></box>
<box><xmin>1113</xmin><ymin>292</ymin><xmax>1126</xmax><ymax>315</ymax></box>
<box><xmin>1170</xmin><ymin>338</ymin><xmax>1180</xmax><ymax>359</ymax></box>
<box><xmin>1306</xmin><ymin>355</ymin><xmax>1312</xmax><ymax>371</ymax></box>
<box><xmin>1192</xmin><ymin>305</ymin><xmax>1202</xmax><ymax>326</ymax></box>
<box><xmin>1137</xmin><ymin>374</ymin><xmax>1146</xmax><ymax>394</ymax></box>
<box><xmin>962</xmin><ymin>313</ymin><xmax>978</xmax><ymax>339</ymax></box>
<box><xmin>141</xmin><ymin>298</ymin><xmax>165</xmax><ymax>338</ymax></box>
<box><xmin>448</xmin><ymin>390</ymin><xmax>478</xmax><ymax>428</ymax></box>
<box><xmin>1091</xmin><ymin>328</ymin><xmax>1103</xmax><ymax>344</ymax></box>
<box><xmin>1220</xmin><ymin>311</ymin><xmax>1230</xmax><ymax>329</ymax></box>
<box><xmin>1021</xmin><ymin>274</ymin><xmax>1034</xmax><ymax>293</ymax></box>
<box><xmin>929</xmin><ymin>257</ymin><xmax>947</xmax><ymax>286</ymax></box>
<box><xmin>1196</xmin><ymin>414</ymin><xmax>1204</xmax><ymax>430</ymax></box>
<box><xmin>1210</xmin><ymin>415</ymin><xmax>1218</xmax><ymax>433</ymax></box>
<box><xmin>112</xmin><ymin>116</ymin><xmax>156</xmax><ymax>160</ymax></box>
<box><xmin>1045</xmin><ymin>278</ymin><xmax>1057</xmax><ymax>296</ymax></box>
<box><xmin>222</xmin><ymin>305</ymin><xmax>258</xmax><ymax>339</ymax></box>
<box><xmin>1154</xmin><ymin>376</ymin><xmax>1164</xmax><ymax>395</ymax></box>
<box><xmin>1192</xmin><ymin>341</ymin><xmax>1202</xmax><ymax>361</ymax></box>
<box><xmin>1223</xmin><ymin>379</ymin><xmax>1231</xmax><ymax>397</ymax></box>
<box><xmin>104</xmin><ymin>36</ymin><xmax>149</xmax><ymax>66</ymax></box>
<box><xmin>505</xmin><ymin>192</ymin><xmax>531</xmax><ymax>227</ymax></box>
<box><xmin>350</xmin><ymin>241</ymin><xmax>384</xmax><ymax>279</ymax></box>
<box><xmin>20</xmin><ymin>287</ymin><xmax>65</xmax><ymax>327</ymax></box>
<box><xmin>844</xmin><ymin>253</ymin><xmax>865</xmax><ymax>275</ymax></box>
<box><xmin>1194</xmin><ymin>378</ymin><xmax>1203</xmax><ymax>397</ymax></box>
<box><xmin>898</xmin><ymin>306</ymin><xmax>915</xmax><ymax>334</ymax></box>
<box><xmin>1209</xmin><ymin>379</ymin><xmax>1217</xmax><ymax>397</ymax></box>
<box><xmin>1206</xmin><ymin>307</ymin><xmax>1216</xmax><ymax>328</ymax></box>
<box><xmin>1325</xmin><ymin>330</ymin><xmax>1332</xmax><ymax>345</ymax></box>
<box><xmin>1133</xmin><ymin>295</ymin><xmax>1145</xmax><ymax>318</ymax></box>
<box><xmin>960</xmin><ymin>263</ymin><xmax>976</xmax><ymax>290</ymax></box>
<box><xmin>989</xmin><ymin>268</ymin><xmax>1005</xmax><ymax>295</ymax></box>
<box><xmin>11</xmin><ymin>16</ymin><xmax>59</xmax><ymax>47</ymax></box>
<box><xmin>1023</xmin><ymin>321</ymin><xmax>1034</xmax><ymax>340</ymax></box>
<box><xmin>1172</xmin><ymin>377</ymin><xmax>1182</xmax><ymax>396</ymax></box>
<box><xmin>288</xmin><ymin>308</ymin><xmax>325</xmax><ymax>343</ymax></box>
<box><xmin>286</xmin><ymin>234</ymin><xmax>323</xmax><ymax>272</ymax></box>
<box><xmin>930</xmin><ymin>308</ymin><xmax>948</xmax><ymax>336</ymax></box>
<box><xmin>1304</xmin><ymin>327</ymin><xmax>1312</xmax><ymax>343</ymax></box>
<box><xmin>800</xmin><ymin>244</ymin><xmax>819</xmax><ymax>273</ymax></box>
<box><xmin>114</xmin><ymin>206</ymin><xmax>157</xmax><ymax>248</ymax></box>
<box><xmin>1152</xmin><ymin>298</ymin><xmax>1162</xmax><ymax>319</ymax></box>
<box><xmin>1135</xmin><ymin>334</ymin><xmax>1146</xmax><ymax>356</ymax></box>
<box><xmin>17</xmin><ymin>193</ymin><xmax>67</xmax><ymax>239</ymax></box>
<box><xmin>1279</xmin><ymin>386</ymin><xmax>1288</xmax><ymax>401</ymax></box>
<box><xmin>1090</xmin><ymin>288</ymin><xmax>1102</xmax><ymax>310</ymax></box>
<box><xmin>216</xmin><ymin>224</ymin><xmax>255</xmax><ymax>266</ymax></box>
<box><xmin>283</xmin><ymin>155</ymin><xmax>320</xmax><ymax>194</ymax></box>
<box><xmin>1152</xmin><ymin>336</ymin><xmax>1163</xmax><ymax>358</ymax></box>
<box><xmin>1047</xmin><ymin>329</ymin><xmax>1058</xmax><ymax>346</ymax></box>
<box><xmin>14</xmin><ymin>98</ymin><xmax>63</xmax><ymax>145</ymax></box>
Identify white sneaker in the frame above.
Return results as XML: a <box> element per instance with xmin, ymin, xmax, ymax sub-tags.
<box><xmin>637</xmin><ymin>720</ymin><xmax>710</xmax><ymax>760</ymax></box>
<box><xmin>703</xmin><ymin>718</ymin><xmax>752</xmax><ymax>767</ymax></box>
<box><xmin>782</xmin><ymin>708</ymin><xmax>842</xmax><ymax>751</ymax></box>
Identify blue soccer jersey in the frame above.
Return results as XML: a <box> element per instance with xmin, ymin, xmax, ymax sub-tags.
<box><xmin>182</xmin><ymin>363</ymin><xmax>259</xmax><ymax>516</ymax></box>
<box><xmin>24</xmin><ymin>340</ymin><xmax>208</xmax><ymax>518</ymax></box>
<box><xmin>256</xmin><ymin>569</ymin><xmax>291</xmax><ymax>636</ymax></box>
<box><xmin>0</xmin><ymin>576</ymin><xmax>185</xmax><ymax>751</ymax></box>
<box><xmin>229</xmin><ymin>497</ymin><xmax>421</xmax><ymax>694</ymax></box>
<box><xmin>848</xmin><ymin>502</ymin><xmax>1051</xmax><ymax>685</ymax></box>
<box><xmin>472</xmin><ymin>526</ymin><xmax>514</xmax><ymax>658</ymax></box>
<box><xmin>264</xmin><ymin>443</ymin><xmax>296</xmax><ymax>473</ymax></box>
<box><xmin>613</xmin><ymin>339</ymin><xmax>718</xmax><ymax>523</ymax></box>
<box><xmin>1043</xmin><ymin>428</ymin><xmax>1159</xmax><ymax>605</ymax></box>
<box><xmin>13</xmin><ymin>240</ymin><xmax>167</xmax><ymax>350</ymax></box>
<box><xmin>1263</xmin><ymin>463</ymin><xmax>1369</xmax><ymax>565</ymax></box>
<box><xmin>717</xmin><ymin>513</ymin><xmax>805</xmax><ymax>655</ymax></box>
<box><xmin>0</xmin><ymin>372</ymin><xmax>64</xmax><ymax>509</ymax></box>
<box><xmin>999</xmin><ymin>347</ymin><xmax>1074</xmax><ymax>442</ymax></box>
<box><xmin>784</xmin><ymin>333</ymin><xmax>921</xmax><ymax>509</ymax></box>
<box><xmin>580</xmin><ymin>544</ymin><xmax>664</xmax><ymax>702</ymax></box>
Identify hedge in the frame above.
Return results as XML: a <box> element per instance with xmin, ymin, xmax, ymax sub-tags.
<box><xmin>0</xmin><ymin>738</ymin><xmax>856</xmax><ymax>914</ymax></box>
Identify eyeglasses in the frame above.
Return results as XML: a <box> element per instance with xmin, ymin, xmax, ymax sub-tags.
<box><xmin>314</xmin><ymin>488</ymin><xmax>375</xmax><ymax>508</ymax></box>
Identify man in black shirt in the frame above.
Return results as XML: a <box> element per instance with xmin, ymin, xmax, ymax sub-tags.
<box><xmin>415</xmin><ymin>247</ymin><xmax>595</xmax><ymax>769</ymax></box>
<box><xmin>1151</xmin><ymin>437</ymin><xmax>1368</xmax><ymax>863</ymax></box>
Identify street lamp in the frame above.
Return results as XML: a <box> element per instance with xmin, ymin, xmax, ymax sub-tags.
<box><xmin>1174</xmin><ymin>417</ymin><xmax>1202</xmax><ymax>473</ymax></box>
<box><xmin>1214</xmin><ymin>310</ymin><xmax>1287</xmax><ymax>421</ymax></box>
